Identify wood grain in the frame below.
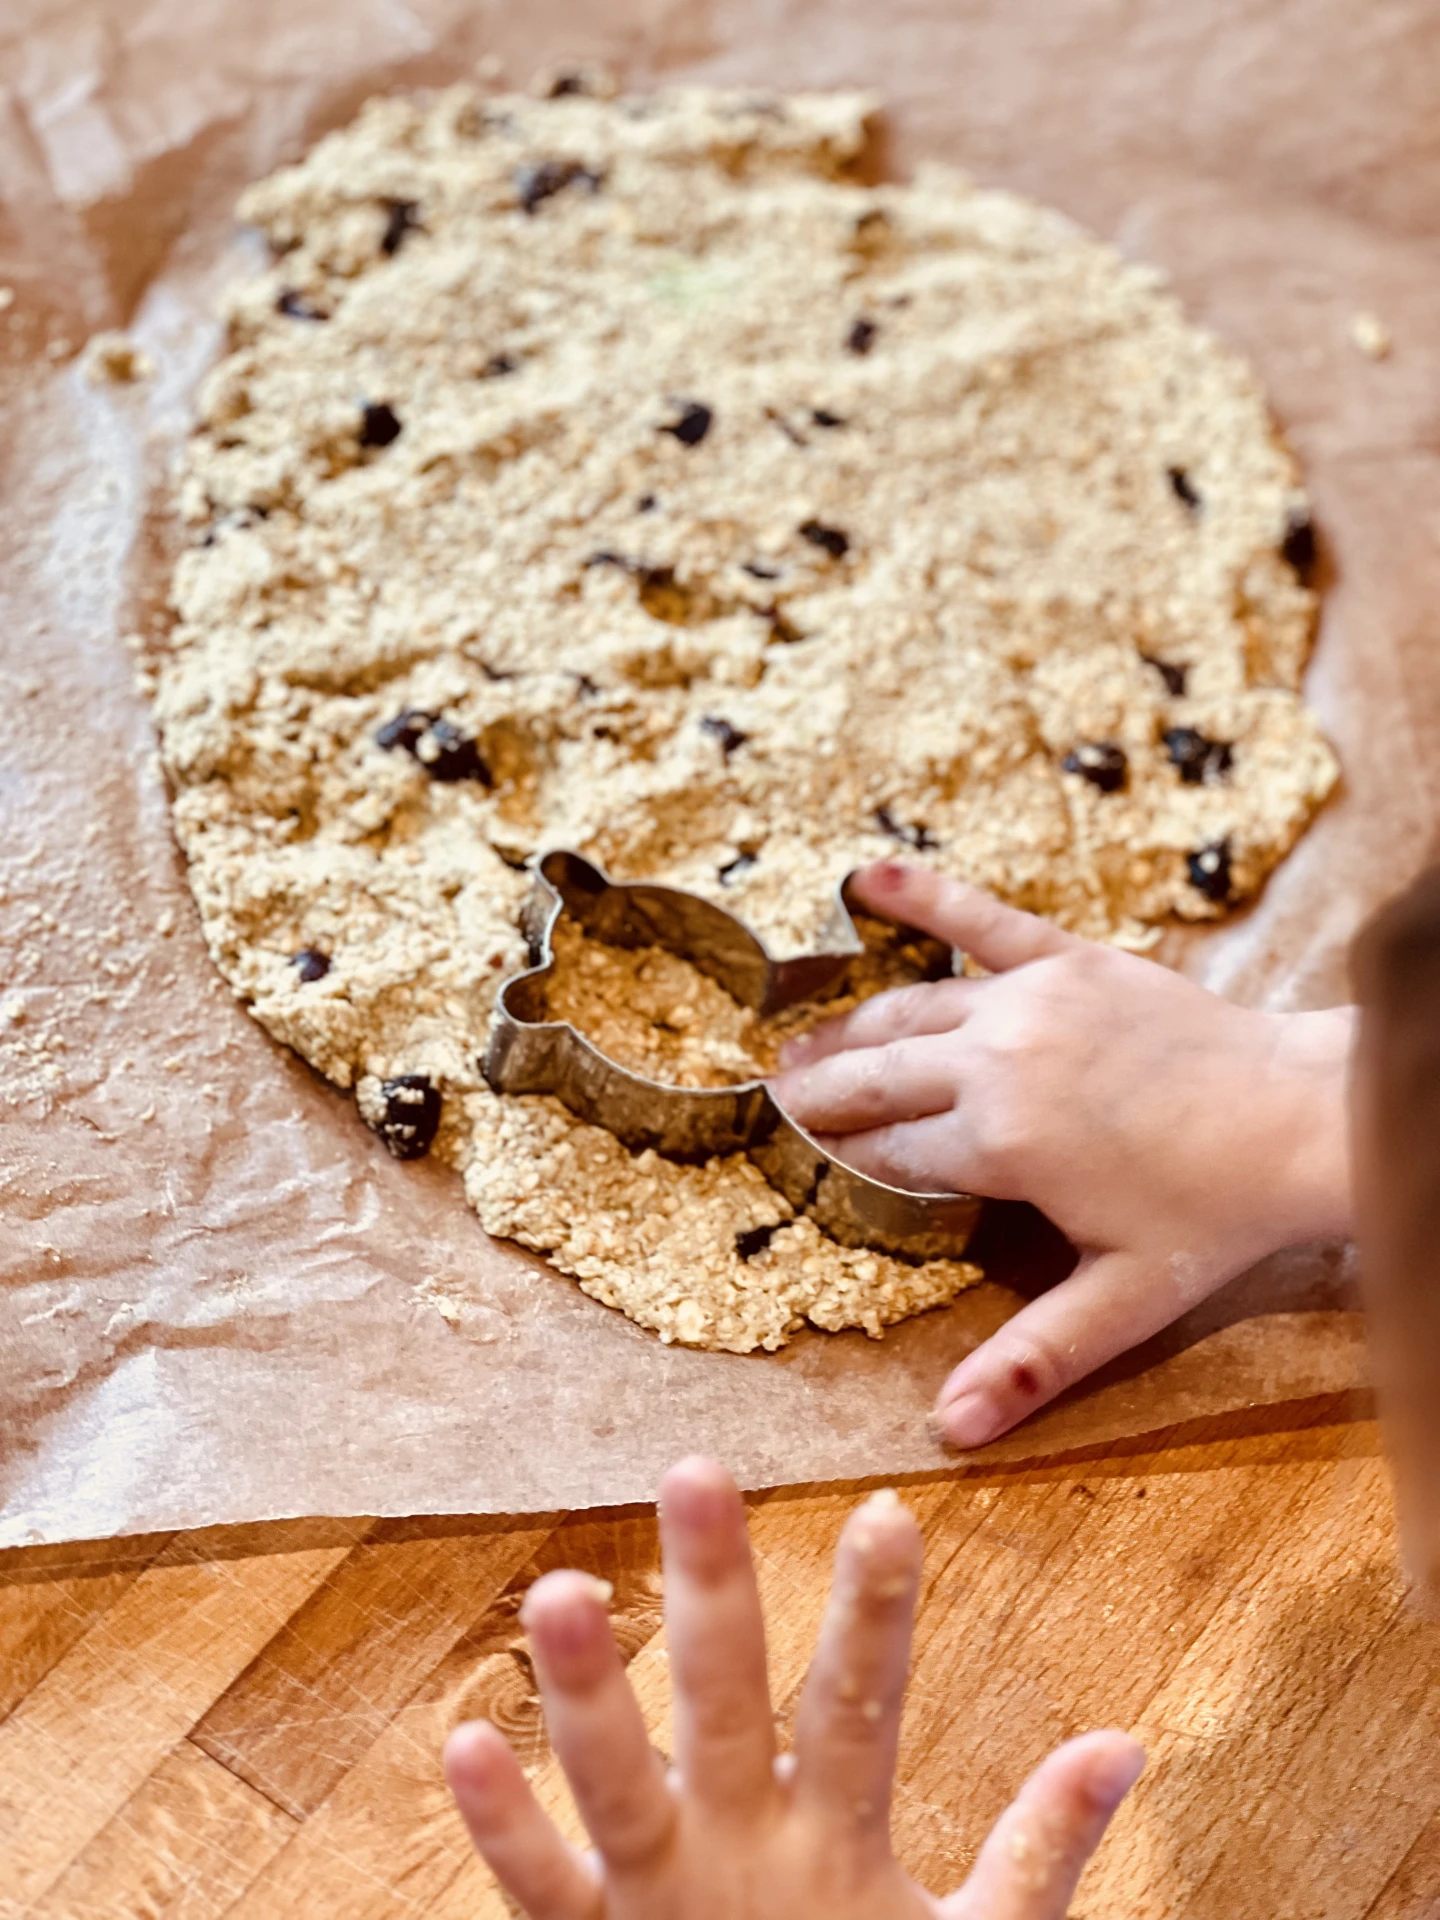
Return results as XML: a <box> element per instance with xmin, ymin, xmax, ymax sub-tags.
<box><xmin>0</xmin><ymin>1539</ymin><xmax>163</xmax><ymax>1726</ymax></box>
<box><xmin>190</xmin><ymin>1517</ymin><xmax>550</xmax><ymax>1819</ymax></box>
<box><xmin>1368</xmin><ymin>1815</ymin><xmax>1440</xmax><ymax>1920</ymax></box>
<box><xmin>28</xmin><ymin>1741</ymin><xmax>297</xmax><ymax>1920</ymax></box>
<box><xmin>2</xmin><ymin>1413</ymin><xmax>1438</xmax><ymax>1918</ymax></box>
<box><xmin>0</xmin><ymin>1524</ymin><xmax>366</xmax><ymax>1913</ymax></box>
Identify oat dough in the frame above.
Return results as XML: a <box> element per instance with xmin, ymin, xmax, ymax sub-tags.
<box><xmin>155</xmin><ymin>79</ymin><xmax>1338</xmax><ymax>1353</ymax></box>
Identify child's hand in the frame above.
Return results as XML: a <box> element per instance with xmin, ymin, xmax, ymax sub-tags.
<box><xmin>446</xmin><ymin>1458</ymin><xmax>1142</xmax><ymax>1920</ymax></box>
<box><xmin>770</xmin><ymin>862</ymin><xmax>1355</xmax><ymax>1448</ymax></box>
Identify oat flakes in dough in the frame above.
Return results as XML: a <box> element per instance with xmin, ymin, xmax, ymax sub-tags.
<box><xmin>154</xmin><ymin>81</ymin><xmax>1337</xmax><ymax>1354</ymax></box>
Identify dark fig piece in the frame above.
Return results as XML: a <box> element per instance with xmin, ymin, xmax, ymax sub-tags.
<box><xmin>1062</xmin><ymin>742</ymin><xmax>1128</xmax><ymax>793</ymax></box>
<box><xmin>1187</xmin><ymin>839</ymin><xmax>1233</xmax><ymax>903</ymax></box>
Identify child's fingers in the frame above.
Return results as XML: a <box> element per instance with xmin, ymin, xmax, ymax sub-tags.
<box><xmin>932</xmin><ymin>1251</ymin><xmax>1196</xmax><ymax>1449</ymax></box>
<box><xmin>770</xmin><ymin>1033</ymin><xmax>960</xmax><ymax>1137</ymax></box>
<box><xmin>777</xmin><ymin>978</ymin><xmax>978</xmax><ymax>1069</ymax></box>
<box><xmin>942</xmin><ymin>1730</ymin><xmax>1144</xmax><ymax>1919</ymax></box>
<box><xmin>850</xmin><ymin>863</ymin><xmax>1081</xmax><ymax>973</ymax></box>
<box><xmin>658</xmin><ymin>1457</ymin><xmax>778</xmax><ymax>1820</ymax></box>
<box><xmin>521</xmin><ymin>1571</ymin><xmax>676</xmax><ymax>1875</ymax></box>
<box><xmin>443</xmin><ymin>1720</ymin><xmax>602</xmax><ymax>1920</ymax></box>
<box><xmin>789</xmin><ymin>1488</ymin><xmax>922</xmax><ymax>1858</ymax></box>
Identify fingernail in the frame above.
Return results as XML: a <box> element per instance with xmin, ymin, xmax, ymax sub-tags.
<box><xmin>519</xmin><ymin>1572</ymin><xmax>611</xmax><ymax>1648</ymax></box>
<box><xmin>934</xmin><ymin>1390</ymin><xmax>1002</xmax><ymax>1450</ymax></box>
<box><xmin>659</xmin><ymin>1461</ymin><xmax>735</xmax><ymax>1532</ymax></box>
<box><xmin>852</xmin><ymin>1487</ymin><xmax>904</xmax><ymax>1555</ymax></box>
<box><xmin>865</xmin><ymin>861</ymin><xmax>908</xmax><ymax>892</ymax></box>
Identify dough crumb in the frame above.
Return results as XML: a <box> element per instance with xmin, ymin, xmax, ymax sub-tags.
<box><xmin>82</xmin><ymin>330</ymin><xmax>155</xmax><ymax>385</ymax></box>
<box><xmin>1349</xmin><ymin>310</ymin><xmax>1392</xmax><ymax>361</ymax></box>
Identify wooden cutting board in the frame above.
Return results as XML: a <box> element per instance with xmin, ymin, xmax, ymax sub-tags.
<box><xmin>2</xmin><ymin>1402</ymin><xmax>1436</xmax><ymax>1919</ymax></box>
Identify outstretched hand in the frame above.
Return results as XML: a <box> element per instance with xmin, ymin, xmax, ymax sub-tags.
<box><xmin>446</xmin><ymin>1457</ymin><xmax>1143</xmax><ymax>1919</ymax></box>
<box><xmin>770</xmin><ymin>862</ymin><xmax>1355</xmax><ymax>1448</ymax></box>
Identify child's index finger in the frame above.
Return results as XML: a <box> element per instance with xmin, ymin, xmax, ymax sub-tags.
<box><xmin>850</xmin><ymin>863</ymin><xmax>1080</xmax><ymax>973</ymax></box>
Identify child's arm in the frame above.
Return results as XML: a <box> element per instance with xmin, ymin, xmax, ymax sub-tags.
<box><xmin>770</xmin><ymin>862</ymin><xmax>1355</xmax><ymax>1448</ymax></box>
<box><xmin>446</xmin><ymin>1457</ymin><xmax>1142</xmax><ymax>1919</ymax></box>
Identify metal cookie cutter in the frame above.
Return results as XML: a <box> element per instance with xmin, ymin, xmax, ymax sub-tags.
<box><xmin>482</xmin><ymin>850</ymin><xmax>981</xmax><ymax>1260</ymax></box>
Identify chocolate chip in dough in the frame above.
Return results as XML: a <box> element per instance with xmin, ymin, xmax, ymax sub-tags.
<box><xmin>1141</xmin><ymin>654</ymin><xmax>1188</xmax><ymax>698</ymax></box>
<box><xmin>810</xmin><ymin>408</ymin><xmax>847</xmax><ymax>428</ymax></box>
<box><xmin>635</xmin><ymin>492</ymin><xmax>658</xmax><ymax>512</ymax></box>
<box><xmin>291</xmin><ymin>947</ymin><xmax>331</xmax><ymax>982</ymax></box>
<box><xmin>376</xmin><ymin>709</ymin><xmax>492</xmax><ymax>784</ymax></box>
<box><xmin>875</xmin><ymin>806</ymin><xmax>938</xmax><ymax>851</ymax></box>
<box><xmin>735</xmin><ymin>1221</ymin><xmax>779</xmax><ymax>1260</ymax></box>
<box><xmin>742</xmin><ymin>559</ymin><xmax>781</xmax><ymax>580</ymax></box>
<box><xmin>359</xmin><ymin>401</ymin><xmax>403</xmax><ymax>448</ymax></box>
<box><xmin>515</xmin><ymin>159</ymin><xmax>601</xmax><ymax>214</ymax></box>
<box><xmin>660</xmin><ymin>400</ymin><xmax>713</xmax><ymax>447</ymax></box>
<box><xmin>1164</xmin><ymin>727</ymin><xmax>1233</xmax><ymax>785</ymax></box>
<box><xmin>718</xmin><ymin>851</ymin><xmax>757</xmax><ymax>884</ymax></box>
<box><xmin>369</xmin><ymin>1073</ymin><xmax>442</xmax><ymax>1160</ymax></box>
<box><xmin>1168</xmin><ymin>466</ymin><xmax>1202</xmax><ymax>512</ymax></box>
<box><xmin>276</xmin><ymin>290</ymin><xmax>327</xmax><ymax>321</ymax></box>
<box><xmin>416</xmin><ymin>718</ymin><xmax>491</xmax><ymax>784</ymax></box>
<box><xmin>480</xmin><ymin>353</ymin><xmax>518</xmax><ymax>378</ymax></box>
<box><xmin>1061</xmin><ymin>742</ymin><xmax>1128</xmax><ymax>793</ymax></box>
<box><xmin>700</xmin><ymin>715</ymin><xmax>749</xmax><ymax>758</ymax></box>
<box><xmin>1281</xmin><ymin>507</ymin><xmax>1318</xmax><ymax>585</ymax></box>
<box><xmin>374</xmin><ymin>708</ymin><xmax>432</xmax><ymax>753</ymax></box>
<box><xmin>798</xmin><ymin>519</ymin><xmax>850</xmax><ymax>559</ymax></box>
<box><xmin>380</xmin><ymin>199</ymin><xmax>422</xmax><ymax>257</ymax></box>
<box><xmin>846</xmin><ymin>315</ymin><xmax>878</xmax><ymax>355</ymax></box>
<box><xmin>545</xmin><ymin>71</ymin><xmax>588</xmax><ymax>98</ymax></box>
<box><xmin>1187</xmin><ymin>840</ymin><xmax>1233</xmax><ymax>902</ymax></box>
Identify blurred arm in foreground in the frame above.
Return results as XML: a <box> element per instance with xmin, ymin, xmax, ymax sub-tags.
<box><xmin>1353</xmin><ymin>865</ymin><xmax>1440</xmax><ymax>1608</ymax></box>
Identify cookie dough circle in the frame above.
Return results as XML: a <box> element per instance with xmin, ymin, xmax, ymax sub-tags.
<box><xmin>155</xmin><ymin>81</ymin><xmax>1336</xmax><ymax>1352</ymax></box>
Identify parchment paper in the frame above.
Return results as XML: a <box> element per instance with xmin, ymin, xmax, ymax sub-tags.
<box><xmin>4</xmin><ymin>0</ymin><xmax>1437</xmax><ymax>1549</ymax></box>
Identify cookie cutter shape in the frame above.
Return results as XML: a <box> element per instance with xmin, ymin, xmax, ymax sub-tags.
<box><xmin>482</xmin><ymin>849</ymin><xmax>981</xmax><ymax>1261</ymax></box>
